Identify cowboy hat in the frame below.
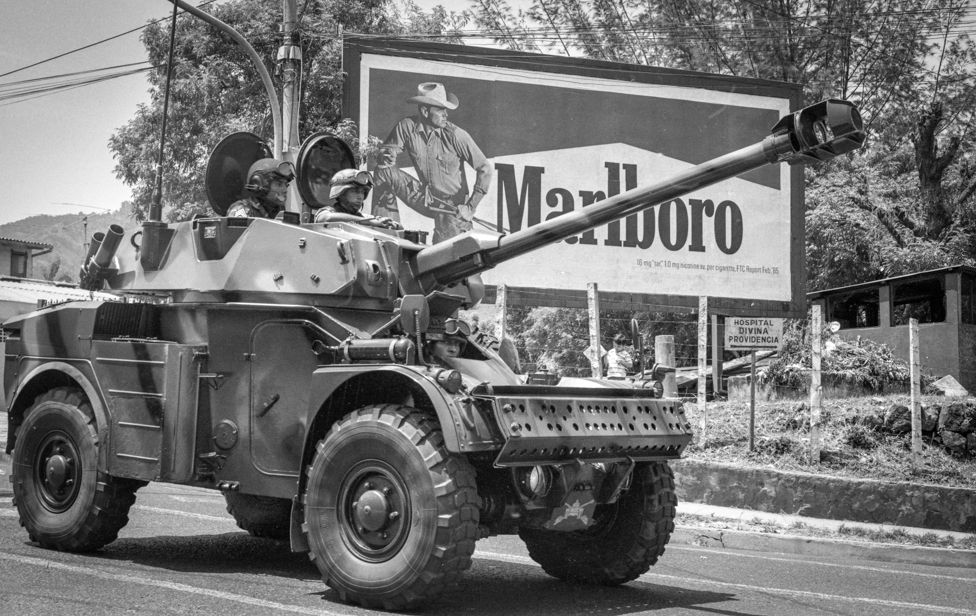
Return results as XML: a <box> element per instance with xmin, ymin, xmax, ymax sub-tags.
<box><xmin>407</xmin><ymin>82</ymin><xmax>459</xmax><ymax>110</ymax></box>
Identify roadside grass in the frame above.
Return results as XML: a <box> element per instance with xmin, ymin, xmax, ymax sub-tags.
<box><xmin>681</xmin><ymin>394</ymin><xmax>976</xmax><ymax>490</ymax></box>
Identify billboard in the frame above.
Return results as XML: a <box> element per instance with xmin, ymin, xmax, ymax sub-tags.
<box><xmin>343</xmin><ymin>38</ymin><xmax>804</xmax><ymax>316</ymax></box>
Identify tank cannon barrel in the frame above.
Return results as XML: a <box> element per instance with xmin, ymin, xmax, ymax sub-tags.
<box><xmin>414</xmin><ymin>99</ymin><xmax>864</xmax><ymax>287</ymax></box>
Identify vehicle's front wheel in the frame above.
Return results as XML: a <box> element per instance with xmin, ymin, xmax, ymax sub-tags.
<box><xmin>519</xmin><ymin>461</ymin><xmax>676</xmax><ymax>585</ymax></box>
<box><xmin>11</xmin><ymin>387</ymin><xmax>142</xmax><ymax>552</ymax></box>
<box><xmin>303</xmin><ymin>404</ymin><xmax>480</xmax><ymax>610</ymax></box>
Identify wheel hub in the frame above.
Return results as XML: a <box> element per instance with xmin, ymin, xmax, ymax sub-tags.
<box><xmin>45</xmin><ymin>454</ymin><xmax>71</xmax><ymax>492</ymax></box>
<box><xmin>354</xmin><ymin>489</ymin><xmax>391</xmax><ymax>532</ymax></box>
<box><xmin>340</xmin><ymin>465</ymin><xmax>409</xmax><ymax>559</ymax></box>
<box><xmin>35</xmin><ymin>435</ymin><xmax>80</xmax><ymax>511</ymax></box>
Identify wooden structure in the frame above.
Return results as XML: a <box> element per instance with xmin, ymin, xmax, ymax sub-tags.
<box><xmin>807</xmin><ymin>265</ymin><xmax>976</xmax><ymax>392</ymax></box>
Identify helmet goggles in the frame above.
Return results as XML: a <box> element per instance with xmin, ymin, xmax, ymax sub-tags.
<box><xmin>329</xmin><ymin>169</ymin><xmax>373</xmax><ymax>202</ymax></box>
<box><xmin>271</xmin><ymin>161</ymin><xmax>296</xmax><ymax>181</ymax></box>
<box><xmin>444</xmin><ymin>318</ymin><xmax>471</xmax><ymax>337</ymax></box>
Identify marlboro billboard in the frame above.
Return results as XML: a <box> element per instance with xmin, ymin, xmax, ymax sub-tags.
<box><xmin>343</xmin><ymin>38</ymin><xmax>804</xmax><ymax>316</ymax></box>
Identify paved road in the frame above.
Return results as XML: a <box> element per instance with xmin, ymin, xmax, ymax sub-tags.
<box><xmin>1</xmin><ymin>483</ymin><xmax>974</xmax><ymax>615</ymax></box>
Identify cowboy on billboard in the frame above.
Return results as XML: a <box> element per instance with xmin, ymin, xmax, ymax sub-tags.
<box><xmin>371</xmin><ymin>82</ymin><xmax>493</xmax><ymax>243</ymax></box>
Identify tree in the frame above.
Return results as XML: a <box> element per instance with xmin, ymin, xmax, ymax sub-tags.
<box><xmin>467</xmin><ymin>0</ymin><xmax>976</xmax><ymax>286</ymax></box>
<box><xmin>110</xmin><ymin>0</ymin><xmax>458</xmax><ymax>222</ymax></box>
<box><xmin>39</xmin><ymin>256</ymin><xmax>72</xmax><ymax>283</ymax></box>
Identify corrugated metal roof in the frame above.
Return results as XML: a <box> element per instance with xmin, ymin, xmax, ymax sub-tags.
<box><xmin>0</xmin><ymin>278</ymin><xmax>115</xmax><ymax>305</ymax></box>
<box><xmin>0</xmin><ymin>236</ymin><xmax>53</xmax><ymax>250</ymax></box>
<box><xmin>806</xmin><ymin>264</ymin><xmax>976</xmax><ymax>299</ymax></box>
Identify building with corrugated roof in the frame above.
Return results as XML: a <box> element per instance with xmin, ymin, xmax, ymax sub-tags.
<box><xmin>0</xmin><ymin>237</ymin><xmax>115</xmax><ymax>321</ymax></box>
<box><xmin>0</xmin><ymin>236</ymin><xmax>52</xmax><ymax>279</ymax></box>
<box><xmin>807</xmin><ymin>265</ymin><xmax>976</xmax><ymax>391</ymax></box>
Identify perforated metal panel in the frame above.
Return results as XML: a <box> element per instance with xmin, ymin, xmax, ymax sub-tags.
<box><xmin>488</xmin><ymin>391</ymin><xmax>693</xmax><ymax>467</ymax></box>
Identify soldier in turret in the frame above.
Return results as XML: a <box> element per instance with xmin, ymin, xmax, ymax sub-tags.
<box><xmin>227</xmin><ymin>158</ymin><xmax>295</xmax><ymax>218</ymax></box>
<box><xmin>313</xmin><ymin>169</ymin><xmax>402</xmax><ymax>229</ymax></box>
<box><xmin>425</xmin><ymin>317</ymin><xmax>470</xmax><ymax>366</ymax></box>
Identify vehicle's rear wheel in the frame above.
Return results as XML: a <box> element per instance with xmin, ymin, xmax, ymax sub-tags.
<box><xmin>303</xmin><ymin>404</ymin><xmax>480</xmax><ymax>610</ymax></box>
<box><xmin>519</xmin><ymin>461</ymin><xmax>676</xmax><ymax>585</ymax></box>
<box><xmin>12</xmin><ymin>387</ymin><xmax>142</xmax><ymax>552</ymax></box>
<box><xmin>224</xmin><ymin>493</ymin><xmax>291</xmax><ymax>540</ymax></box>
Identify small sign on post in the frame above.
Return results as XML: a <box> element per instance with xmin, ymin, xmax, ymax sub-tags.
<box><xmin>724</xmin><ymin>316</ymin><xmax>785</xmax><ymax>453</ymax></box>
<box><xmin>724</xmin><ymin>317</ymin><xmax>785</xmax><ymax>350</ymax></box>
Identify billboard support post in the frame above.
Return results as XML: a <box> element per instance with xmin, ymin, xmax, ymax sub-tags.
<box><xmin>711</xmin><ymin>314</ymin><xmax>723</xmax><ymax>396</ymax></box>
<box><xmin>587</xmin><ymin>283</ymin><xmax>602</xmax><ymax>378</ymax></box>
<box><xmin>697</xmin><ymin>296</ymin><xmax>708</xmax><ymax>443</ymax></box>
<box><xmin>497</xmin><ymin>284</ymin><xmax>508</xmax><ymax>342</ymax></box>
<box><xmin>655</xmin><ymin>335</ymin><xmax>676</xmax><ymax>397</ymax></box>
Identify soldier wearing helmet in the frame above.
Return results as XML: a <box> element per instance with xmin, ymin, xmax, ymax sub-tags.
<box><xmin>313</xmin><ymin>169</ymin><xmax>402</xmax><ymax>229</ymax></box>
<box><xmin>424</xmin><ymin>317</ymin><xmax>470</xmax><ymax>366</ymax></box>
<box><xmin>227</xmin><ymin>158</ymin><xmax>295</xmax><ymax>218</ymax></box>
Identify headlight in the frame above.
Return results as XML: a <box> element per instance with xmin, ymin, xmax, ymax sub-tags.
<box><xmin>514</xmin><ymin>465</ymin><xmax>553</xmax><ymax>498</ymax></box>
<box><xmin>435</xmin><ymin>369</ymin><xmax>462</xmax><ymax>394</ymax></box>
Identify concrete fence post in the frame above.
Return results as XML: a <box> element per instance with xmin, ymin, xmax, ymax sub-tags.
<box><xmin>810</xmin><ymin>304</ymin><xmax>823</xmax><ymax>463</ymax></box>
<box><xmin>910</xmin><ymin>318</ymin><xmax>922</xmax><ymax>465</ymax></box>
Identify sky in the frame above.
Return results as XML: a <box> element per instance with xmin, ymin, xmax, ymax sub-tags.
<box><xmin>0</xmin><ymin>0</ymin><xmax>472</xmax><ymax>226</ymax></box>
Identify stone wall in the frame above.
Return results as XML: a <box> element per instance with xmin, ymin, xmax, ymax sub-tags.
<box><xmin>672</xmin><ymin>458</ymin><xmax>976</xmax><ymax>533</ymax></box>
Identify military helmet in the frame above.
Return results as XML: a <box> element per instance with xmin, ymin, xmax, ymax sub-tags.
<box><xmin>244</xmin><ymin>158</ymin><xmax>295</xmax><ymax>197</ymax></box>
<box><xmin>329</xmin><ymin>169</ymin><xmax>373</xmax><ymax>201</ymax></box>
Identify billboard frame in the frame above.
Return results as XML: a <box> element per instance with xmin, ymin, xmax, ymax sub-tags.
<box><xmin>343</xmin><ymin>37</ymin><xmax>805</xmax><ymax>317</ymax></box>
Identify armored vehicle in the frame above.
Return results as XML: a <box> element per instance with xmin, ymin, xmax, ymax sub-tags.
<box><xmin>4</xmin><ymin>98</ymin><xmax>862</xmax><ymax>609</ymax></box>
<box><xmin>3</xmin><ymin>3</ymin><xmax>864</xmax><ymax>610</ymax></box>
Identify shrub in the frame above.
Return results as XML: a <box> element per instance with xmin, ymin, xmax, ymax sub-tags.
<box><xmin>757</xmin><ymin>316</ymin><xmax>925</xmax><ymax>392</ymax></box>
<box><xmin>755</xmin><ymin>435</ymin><xmax>797</xmax><ymax>456</ymax></box>
<box><xmin>842</xmin><ymin>424</ymin><xmax>878</xmax><ymax>450</ymax></box>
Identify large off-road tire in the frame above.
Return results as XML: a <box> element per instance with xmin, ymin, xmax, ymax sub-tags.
<box><xmin>11</xmin><ymin>387</ymin><xmax>142</xmax><ymax>552</ymax></box>
<box><xmin>224</xmin><ymin>493</ymin><xmax>291</xmax><ymax>540</ymax></box>
<box><xmin>519</xmin><ymin>461</ymin><xmax>676</xmax><ymax>585</ymax></box>
<box><xmin>303</xmin><ymin>404</ymin><xmax>480</xmax><ymax>610</ymax></box>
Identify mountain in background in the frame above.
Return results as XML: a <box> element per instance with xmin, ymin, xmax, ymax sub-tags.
<box><xmin>0</xmin><ymin>204</ymin><xmax>136</xmax><ymax>283</ymax></box>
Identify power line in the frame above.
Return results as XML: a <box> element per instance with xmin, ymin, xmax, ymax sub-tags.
<box><xmin>0</xmin><ymin>64</ymin><xmax>155</xmax><ymax>106</ymax></box>
<box><xmin>0</xmin><ymin>0</ymin><xmax>217</xmax><ymax>80</ymax></box>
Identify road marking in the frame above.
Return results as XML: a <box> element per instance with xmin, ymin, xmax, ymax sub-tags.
<box><xmin>168</xmin><ymin>495</ymin><xmax>225</xmax><ymax>503</ymax></box>
<box><xmin>2</xmin><ymin>505</ymin><xmax>233</xmax><ymax>524</ymax></box>
<box><xmin>669</xmin><ymin>544</ymin><xmax>976</xmax><ymax>582</ymax></box>
<box><xmin>132</xmin><ymin>505</ymin><xmax>237</xmax><ymax>524</ymax></box>
<box><xmin>475</xmin><ymin>550</ymin><xmax>976</xmax><ymax>615</ymax></box>
<box><xmin>0</xmin><ymin>552</ymin><xmax>341</xmax><ymax>616</ymax></box>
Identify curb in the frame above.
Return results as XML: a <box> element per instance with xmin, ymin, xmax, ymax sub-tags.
<box><xmin>672</xmin><ymin>525</ymin><xmax>976</xmax><ymax>569</ymax></box>
<box><xmin>672</xmin><ymin>459</ymin><xmax>976</xmax><ymax>533</ymax></box>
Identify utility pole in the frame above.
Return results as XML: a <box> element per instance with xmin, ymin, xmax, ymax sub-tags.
<box><xmin>279</xmin><ymin>0</ymin><xmax>301</xmax><ymax>152</ymax></box>
<box><xmin>278</xmin><ymin>0</ymin><xmax>304</xmax><ymax>217</ymax></box>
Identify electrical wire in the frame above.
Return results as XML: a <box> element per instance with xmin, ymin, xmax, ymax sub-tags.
<box><xmin>0</xmin><ymin>0</ymin><xmax>218</xmax><ymax>80</ymax></box>
<box><xmin>0</xmin><ymin>64</ymin><xmax>156</xmax><ymax>106</ymax></box>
